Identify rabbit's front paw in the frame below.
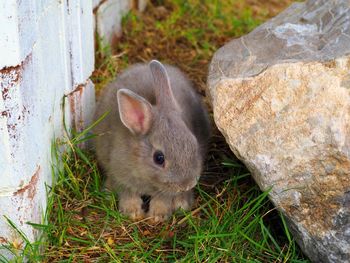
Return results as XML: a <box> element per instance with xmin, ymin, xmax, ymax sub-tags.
<box><xmin>173</xmin><ymin>190</ymin><xmax>194</xmax><ymax>211</ymax></box>
<box><xmin>118</xmin><ymin>191</ymin><xmax>145</xmax><ymax>220</ymax></box>
<box><xmin>148</xmin><ymin>196</ymin><xmax>173</xmax><ymax>222</ymax></box>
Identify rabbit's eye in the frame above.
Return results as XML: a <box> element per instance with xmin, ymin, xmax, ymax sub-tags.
<box><xmin>153</xmin><ymin>151</ymin><xmax>165</xmax><ymax>166</ymax></box>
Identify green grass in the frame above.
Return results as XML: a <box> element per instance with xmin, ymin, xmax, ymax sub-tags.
<box><xmin>1</xmin><ymin>128</ymin><xmax>308</xmax><ymax>262</ymax></box>
<box><xmin>1</xmin><ymin>0</ymin><xmax>310</xmax><ymax>262</ymax></box>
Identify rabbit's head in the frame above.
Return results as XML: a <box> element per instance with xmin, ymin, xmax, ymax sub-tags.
<box><xmin>117</xmin><ymin>60</ymin><xmax>202</xmax><ymax>194</ymax></box>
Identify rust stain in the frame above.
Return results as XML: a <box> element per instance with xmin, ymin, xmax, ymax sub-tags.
<box><xmin>68</xmin><ymin>90</ymin><xmax>76</xmax><ymax>126</ymax></box>
<box><xmin>1</xmin><ymin>110</ymin><xmax>9</xmax><ymax>117</ymax></box>
<box><xmin>1</xmin><ymin>54</ymin><xmax>32</xmax><ymax>140</ymax></box>
<box><xmin>13</xmin><ymin>166</ymin><xmax>40</xmax><ymax>200</ymax></box>
<box><xmin>0</xmin><ymin>65</ymin><xmax>22</xmax><ymax>100</ymax></box>
<box><xmin>67</xmin><ymin>82</ymin><xmax>87</xmax><ymax>132</ymax></box>
<box><xmin>0</xmin><ymin>65</ymin><xmax>21</xmax><ymax>79</ymax></box>
<box><xmin>2</xmin><ymin>87</ymin><xmax>9</xmax><ymax>100</ymax></box>
<box><xmin>67</xmin><ymin>83</ymin><xmax>85</xmax><ymax>96</ymax></box>
<box><xmin>0</xmin><ymin>53</ymin><xmax>31</xmax><ymax>99</ymax></box>
<box><xmin>21</xmin><ymin>105</ymin><xmax>30</xmax><ymax>121</ymax></box>
<box><xmin>0</xmin><ymin>236</ymin><xmax>8</xmax><ymax>244</ymax></box>
<box><xmin>93</xmin><ymin>0</ymin><xmax>108</xmax><ymax>14</ymax></box>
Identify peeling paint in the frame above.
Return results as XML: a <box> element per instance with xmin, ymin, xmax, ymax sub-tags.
<box><xmin>0</xmin><ymin>54</ymin><xmax>32</xmax><ymax>142</ymax></box>
<box><xmin>93</xmin><ymin>0</ymin><xmax>108</xmax><ymax>14</ymax></box>
<box><xmin>13</xmin><ymin>166</ymin><xmax>40</xmax><ymax>200</ymax></box>
<box><xmin>1</xmin><ymin>110</ymin><xmax>9</xmax><ymax>117</ymax></box>
<box><xmin>0</xmin><ymin>0</ymin><xmax>96</xmax><ymax>257</ymax></box>
<box><xmin>0</xmin><ymin>236</ymin><xmax>8</xmax><ymax>244</ymax></box>
<box><xmin>68</xmin><ymin>82</ymin><xmax>85</xmax><ymax>132</ymax></box>
<box><xmin>0</xmin><ymin>53</ymin><xmax>32</xmax><ymax>95</ymax></box>
<box><xmin>67</xmin><ymin>80</ymin><xmax>95</xmax><ymax>134</ymax></box>
<box><xmin>0</xmin><ymin>65</ymin><xmax>22</xmax><ymax>100</ymax></box>
<box><xmin>67</xmin><ymin>82</ymin><xmax>86</xmax><ymax>96</ymax></box>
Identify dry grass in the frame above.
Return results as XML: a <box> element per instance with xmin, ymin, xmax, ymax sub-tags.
<box><xmin>93</xmin><ymin>0</ymin><xmax>297</xmax><ymax>97</ymax></box>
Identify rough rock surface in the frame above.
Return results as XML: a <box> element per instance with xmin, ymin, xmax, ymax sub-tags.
<box><xmin>207</xmin><ymin>0</ymin><xmax>350</xmax><ymax>262</ymax></box>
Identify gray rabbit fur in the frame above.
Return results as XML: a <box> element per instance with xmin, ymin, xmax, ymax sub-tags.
<box><xmin>93</xmin><ymin>60</ymin><xmax>210</xmax><ymax>222</ymax></box>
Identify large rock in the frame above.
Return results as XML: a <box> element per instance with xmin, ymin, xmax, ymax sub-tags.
<box><xmin>207</xmin><ymin>0</ymin><xmax>350</xmax><ymax>262</ymax></box>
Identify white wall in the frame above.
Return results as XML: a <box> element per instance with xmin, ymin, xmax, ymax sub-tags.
<box><xmin>0</xmin><ymin>0</ymin><xmax>147</xmax><ymax>256</ymax></box>
<box><xmin>94</xmin><ymin>0</ymin><xmax>147</xmax><ymax>44</ymax></box>
<box><xmin>0</xmin><ymin>0</ymin><xmax>95</xmax><ymax>252</ymax></box>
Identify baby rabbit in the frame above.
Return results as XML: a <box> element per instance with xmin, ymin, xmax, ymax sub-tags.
<box><xmin>93</xmin><ymin>60</ymin><xmax>210</xmax><ymax>222</ymax></box>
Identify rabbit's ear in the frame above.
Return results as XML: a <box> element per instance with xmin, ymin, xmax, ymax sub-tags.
<box><xmin>117</xmin><ymin>89</ymin><xmax>153</xmax><ymax>135</ymax></box>
<box><xmin>149</xmin><ymin>60</ymin><xmax>178</xmax><ymax>110</ymax></box>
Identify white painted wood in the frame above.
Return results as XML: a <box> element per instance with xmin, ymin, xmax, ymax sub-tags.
<box><xmin>93</xmin><ymin>0</ymin><xmax>101</xmax><ymax>9</ymax></box>
<box><xmin>95</xmin><ymin>0</ymin><xmax>132</xmax><ymax>44</ymax></box>
<box><xmin>0</xmin><ymin>0</ymin><xmax>95</xmax><ymax>255</ymax></box>
<box><xmin>0</xmin><ymin>0</ymin><xmax>146</xmax><ymax>257</ymax></box>
<box><xmin>138</xmin><ymin>0</ymin><xmax>148</xmax><ymax>12</ymax></box>
<box><xmin>93</xmin><ymin>0</ymin><xmax>147</xmax><ymax>44</ymax></box>
<box><xmin>0</xmin><ymin>0</ymin><xmax>36</xmax><ymax>68</ymax></box>
<box><xmin>65</xmin><ymin>0</ymin><xmax>95</xmax><ymax>87</ymax></box>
